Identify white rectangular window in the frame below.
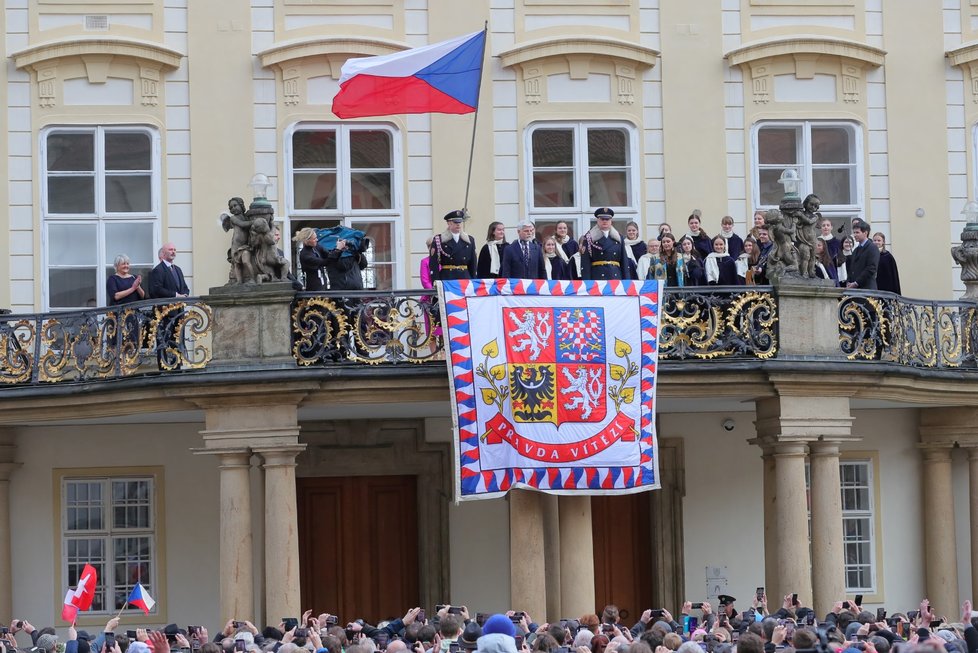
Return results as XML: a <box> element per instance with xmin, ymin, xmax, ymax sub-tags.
<box><xmin>840</xmin><ymin>460</ymin><xmax>876</xmax><ymax>592</ymax></box>
<box><xmin>41</xmin><ymin>126</ymin><xmax>160</xmax><ymax>309</ymax></box>
<box><xmin>62</xmin><ymin>476</ymin><xmax>157</xmax><ymax>614</ymax></box>
<box><xmin>752</xmin><ymin>121</ymin><xmax>863</xmax><ymax>225</ymax></box>
<box><xmin>526</xmin><ymin>121</ymin><xmax>639</xmax><ymax>240</ymax></box>
<box><xmin>286</xmin><ymin>123</ymin><xmax>402</xmax><ymax>290</ymax></box>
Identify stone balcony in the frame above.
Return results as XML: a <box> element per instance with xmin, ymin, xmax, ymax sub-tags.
<box><xmin>0</xmin><ymin>285</ymin><xmax>976</xmax><ymax>403</ymax></box>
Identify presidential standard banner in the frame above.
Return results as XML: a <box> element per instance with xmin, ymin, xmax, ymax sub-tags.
<box><xmin>438</xmin><ymin>279</ymin><xmax>663</xmax><ymax>501</ymax></box>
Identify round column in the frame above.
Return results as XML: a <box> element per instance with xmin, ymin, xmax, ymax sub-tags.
<box><xmin>773</xmin><ymin>442</ymin><xmax>813</xmax><ymax>604</ymax></box>
<box><xmin>760</xmin><ymin>447</ymin><xmax>779</xmax><ymax>596</ymax></box>
<box><xmin>258</xmin><ymin>446</ymin><xmax>305</xmax><ymax>622</ymax></box>
<box><xmin>969</xmin><ymin>448</ymin><xmax>978</xmax><ymax>599</ymax></box>
<box><xmin>558</xmin><ymin>495</ymin><xmax>595</xmax><ymax>618</ymax></box>
<box><xmin>509</xmin><ymin>490</ymin><xmax>547</xmax><ymax>619</ymax></box>
<box><xmin>809</xmin><ymin>441</ymin><xmax>846</xmax><ymax>616</ymax></box>
<box><xmin>216</xmin><ymin>451</ymin><xmax>255</xmax><ymax>623</ymax></box>
<box><xmin>922</xmin><ymin>445</ymin><xmax>958</xmax><ymax>614</ymax></box>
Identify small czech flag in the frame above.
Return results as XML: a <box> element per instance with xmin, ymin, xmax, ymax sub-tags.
<box><xmin>127</xmin><ymin>583</ymin><xmax>156</xmax><ymax>614</ymax></box>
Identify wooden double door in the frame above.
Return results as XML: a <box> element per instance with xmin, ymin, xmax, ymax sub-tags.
<box><xmin>297</xmin><ymin>475</ymin><xmax>419</xmax><ymax>624</ymax></box>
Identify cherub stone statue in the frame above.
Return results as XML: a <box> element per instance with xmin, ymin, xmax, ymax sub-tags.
<box><xmin>793</xmin><ymin>193</ymin><xmax>820</xmax><ymax>279</ymax></box>
<box><xmin>764</xmin><ymin>208</ymin><xmax>798</xmax><ymax>281</ymax></box>
<box><xmin>220</xmin><ymin>196</ymin><xmax>287</xmax><ymax>285</ymax></box>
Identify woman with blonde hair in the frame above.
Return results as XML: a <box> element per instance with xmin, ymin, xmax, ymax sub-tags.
<box><xmin>294</xmin><ymin>227</ymin><xmax>329</xmax><ymax>291</ymax></box>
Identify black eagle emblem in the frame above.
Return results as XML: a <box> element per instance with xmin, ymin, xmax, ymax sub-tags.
<box><xmin>510</xmin><ymin>364</ymin><xmax>555</xmax><ymax>422</ymax></box>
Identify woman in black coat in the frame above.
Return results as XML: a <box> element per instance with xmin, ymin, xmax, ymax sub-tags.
<box><xmin>477</xmin><ymin>221</ymin><xmax>507</xmax><ymax>278</ymax></box>
<box><xmin>873</xmin><ymin>232</ymin><xmax>901</xmax><ymax>294</ymax></box>
<box><xmin>543</xmin><ymin>237</ymin><xmax>571</xmax><ymax>280</ymax></box>
<box><xmin>294</xmin><ymin>227</ymin><xmax>330</xmax><ymax>291</ymax></box>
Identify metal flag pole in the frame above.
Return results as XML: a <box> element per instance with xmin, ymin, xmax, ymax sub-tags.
<box><xmin>462</xmin><ymin>22</ymin><xmax>489</xmax><ymax>216</ymax></box>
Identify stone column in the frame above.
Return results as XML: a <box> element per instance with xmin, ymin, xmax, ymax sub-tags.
<box><xmin>921</xmin><ymin>444</ymin><xmax>958</xmax><ymax>613</ymax></box>
<box><xmin>541</xmin><ymin>494</ymin><xmax>562</xmax><ymax>623</ymax></box>
<box><xmin>760</xmin><ymin>447</ymin><xmax>779</xmax><ymax>596</ymax></box>
<box><xmin>772</xmin><ymin>442</ymin><xmax>813</xmax><ymax>604</ymax></box>
<box><xmin>808</xmin><ymin>441</ymin><xmax>846</xmax><ymax>616</ymax></box>
<box><xmin>509</xmin><ymin>490</ymin><xmax>547</xmax><ymax>618</ymax></box>
<box><xmin>188</xmin><ymin>391</ymin><xmax>310</xmax><ymax>626</ymax></box>
<box><xmin>212</xmin><ymin>450</ymin><xmax>254</xmax><ymax>623</ymax></box>
<box><xmin>558</xmin><ymin>496</ymin><xmax>595</xmax><ymax>618</ymax></box>
<box><xmin>257</xmin><ymin>445</ymin><xmax>306</xmax><ymax>622</ymax></box>
<box><xmin>969</xmin><ymin>447</ymin><xmax>978</xmax><ymax>600</ymax></box>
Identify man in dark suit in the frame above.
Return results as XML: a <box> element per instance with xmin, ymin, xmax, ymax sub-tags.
<box><xmin>581</xmin><ymin>208</ymin><xmax>632</xmax><ymax>280</ymax></box>
<box><xmin>148</xmin><ymin>242</ymin><xmax>189</xmax><ymax>369</ymax></box>
<box><xmin>149</xmin><ymin>242</ymin><xmax>190</xmax><ymax>298</ymax></box>
<box><xmin>500</xmin><ymin>220</ymin><xmax>546</xmax><ymax>279</ymax></box>
<box><xmin>845</xmin><ymin>219</ymin><xmax>879</xmax><ymax>290</ymax></box>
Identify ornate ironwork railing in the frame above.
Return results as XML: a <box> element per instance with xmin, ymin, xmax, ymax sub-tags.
<box><xmin>292</xmin><ymin>287</ymin><xmax>780</xmax><ymax>366</ymax></box>
<box><xmin>839</xmin><ymin>291</ymin><xmax>978</xmax><ymax>368</ymax></box>
<box><xmin>292</xmin><ymin>291</ymin><xmax>442</xmax><ymax>365</ymax></box>
<box><xmin>659</xmin><ymin>286</ymin><xmax>779</xmax><ymax>360</ymax></box>
<box><xmin>0</xmin><ymin>299</ymin><xmax>213</xmax><ymax>385</ymax></box>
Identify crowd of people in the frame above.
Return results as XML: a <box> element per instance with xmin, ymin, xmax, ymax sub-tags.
<box><xmin>3</xmin><ymin>594</ymin><xmax>974</xmax><ymax>653</ymax></box>
<box><xmin>424</xmin><ymin>208</ymin><xmax>902</xmax><ymax>294</ymax></box>
<box><xmin>103</xmin><ymin>207</ymin><xmax>903</xmax><ymax>305</ymax></box>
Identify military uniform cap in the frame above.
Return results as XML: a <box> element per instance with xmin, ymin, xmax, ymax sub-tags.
<box><xmin>594</xmin><ymin>208</ymin><xmax>615</xmax><ymax>219</ymax></box>
<box><xmin>444</xmin><ymin>209</ymin><xmax>467</xmax><ymax>222</ymax></box>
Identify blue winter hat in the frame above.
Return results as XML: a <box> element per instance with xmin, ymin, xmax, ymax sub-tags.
<box><xmin>482</xmin><ymin>614</ymin><xmax>517</xmax><ymax>638</ymax></box>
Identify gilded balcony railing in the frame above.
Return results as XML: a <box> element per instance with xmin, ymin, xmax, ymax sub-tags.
<box><xmin>291</xmin><ymin>287</ymin><xmax>780</xmax><ymax>366</ymax></box>
<box><xmin>839</xmin><ymin>290</ymin><xmax>978</xmax><ymax>368</ymax></box>
<box><xmin>0</xmin><ymin>299</ymin><xmax>213</xmax><ymax>385</ymax></box>
<box><xmin>658</xmin><ymin>286</ymin><xmax>778</xmax><ymax>360</ymax></box>
<box><xmin>292</xmin><ymin>291</ymin><xmax>442</xmax><ymax>365</ymax></box>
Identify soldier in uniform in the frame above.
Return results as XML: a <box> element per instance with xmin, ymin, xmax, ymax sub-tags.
<box><xmin>430</xmin><ymin>209</ymin><xmax>478</xmax><ymax>280</ymax></box>
<box><xmin>580</xmin><ymin>208</ymin><xmax>632</xmax><ymax>280</ymax></box>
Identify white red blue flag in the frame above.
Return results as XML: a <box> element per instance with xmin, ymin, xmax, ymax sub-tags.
<box><xmin>127</xmin><ymin>582</ymin><xmax>156</xmax><ymax>614</ymax></box>
<box><xmin>332</xmin><ymin>30</ymin><xmax>486</xmax><ymax>119</ymax></box>
<box><xmin>438</xmin><ymin>279</ymin><xmax>662</xmax><ymax>500</ymax></box>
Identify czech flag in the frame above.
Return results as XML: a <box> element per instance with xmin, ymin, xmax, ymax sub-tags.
<box><xmin>61</xmin><ymin>563</ymin><xmax>97</xmax><ymax>623</ymax></box>
<box><xmin>127</xmin><ymin>582</ymin><xmax>156</xmax><ymax>614</ymax></box>
<box><xmin>332</xmin><ymin>30</ymin><xmax>486</xmax><ymax>119</ymax></box>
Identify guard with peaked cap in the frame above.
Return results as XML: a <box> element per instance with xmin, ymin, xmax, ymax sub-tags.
<box><xmin>580</xmin><ymin>208</ymin><xmax>632</xmax><ymax>280</ymax></box>
<box><xmin>431</xmin><ymin>209</ymin><xmax>477</xmax><ymax>280</ymax></box>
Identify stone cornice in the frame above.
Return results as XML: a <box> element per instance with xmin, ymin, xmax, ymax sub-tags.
<box><xmin>257</xmin><ymin>36</ymin><xmax>408</xmax><ymax>69</ymax></box>
<box><xmin>724</xmin><ymin>35</ymin><xmax>885</xmax><ymax>68</ymax></box>
<box><xmin>499</xmin><ymin>36</ymin><xmax>659</xmax><ymax>69</ymax></box>
<box><xmin>946</xmin><ymin>41</ymin><xmax>978</xmax><ymax>68</ymax></box>
<box><xmin>12</xmin><ymin>37</ymin><xmax>183</xmax><ymax>71</ymax></box>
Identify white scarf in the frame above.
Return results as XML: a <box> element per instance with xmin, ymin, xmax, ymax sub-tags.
<box><xmin>636</xmin><ymin>254</ymin><xmax>652</xmax><ymax>281</ymax></box>
<box><xmin>545</xmin><ymin>253</ymin><xmax>556</xmax><ymax>279</ymax></box>
<box><xmin>623</xmin><ymin>237</ymin><xmax>641</xmax><ymax>266</ymax></box>
<box><xmin>704</xmin><ymin>252</ymin><xmax>726</xmax><ymax>284</ymax></box>
<box><xmin>816</xmin><ymin>261</ymin><xmax>828</xmax><ymax>279</ymax></box>
<box><xmin>720</xmin><ymin>226</ymin><xmax>735</xmax><ymax>239</ymax></box>
<box><xmin>571</xmin><ymin>252</ymin><xmax>582</xmax><ymax>277</ymax></box>
<box><xmin>553</xmin><ymin>241</ymin><xmax>569</xmax><ymax>263</ymax></box>
<box><xmin>819</xmin><ymin>234</ymin><xmax>835</xmax><ymax>242</ymax></box>
<box><xmin>837</xmin><ymin>262</ymin><xmax>848</xmax><ymax>283</ymax></box>
<box><xmin>736</xmin><ymin>253</ymin><xmax>749</xmax><ymax>278</ymax></box>
<box><xmin>487</xmin><ymin>238</ymin><xmax>504</xmax><ymax>275</ymax></box>
<box><xmin>685</xmin><ymin>229</ymin><xmax>703</xmax><ymax>240</ymax></box>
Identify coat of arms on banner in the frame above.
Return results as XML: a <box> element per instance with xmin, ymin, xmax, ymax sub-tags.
<box><xmin>438</xmin><ymin>279</ymin><xmax>662</xmax><ymax>501</ymax></box>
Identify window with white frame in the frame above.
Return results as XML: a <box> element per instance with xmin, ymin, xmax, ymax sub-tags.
<box><xmin>804</xmin><ymin>458</ymin><xmax>877</xmax><ymax>593</ymax></box>
<box><xmin>62</xmin><ymin>475</ymin><xmax>157</xmax><ymax>613</ymax></box>
<box><xmin>42</xmin><ymin>126</ymin><xmax>159</xmax><ymax>310</ymax></box>
<box><xmin>286</xmin><ymin>124</ymin><xmax>401</xmax><ymax>290</ymax></box>
<box><xmin>526</xmin><ymin>122</ymin><xmax>639</xmax><ymax>240</ymax></box>
<box><xmin>753</xmin><ymin>121</ymin><xmax>863</xmax><ymax>233</ymax></box>
<box><xmin>840</xmin><ymin>460</ymin><xmax>875</xmax><ymax>592</ymax></box>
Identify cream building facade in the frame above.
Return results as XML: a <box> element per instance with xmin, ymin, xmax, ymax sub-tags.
<box><xmin>0</xmin><ymin>0</ymin><xmax>977</xmax><ymax>637</ymax></box>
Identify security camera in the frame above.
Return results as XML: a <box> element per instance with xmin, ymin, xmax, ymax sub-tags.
<box><xmin>722</xmin><ymin>418</ymin><xmax>736</xmax><ymax>432</ymax></box>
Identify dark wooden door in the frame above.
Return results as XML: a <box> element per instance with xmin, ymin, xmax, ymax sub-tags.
<box><xmin>297</xmin><ymin>475</ymin><xmax>419</xmax><ymax>624</ymax></box>
<box><xmin>591</xmin><ymin>492</ymin><xmax>654</xmax><ymax>623</ymax></box>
